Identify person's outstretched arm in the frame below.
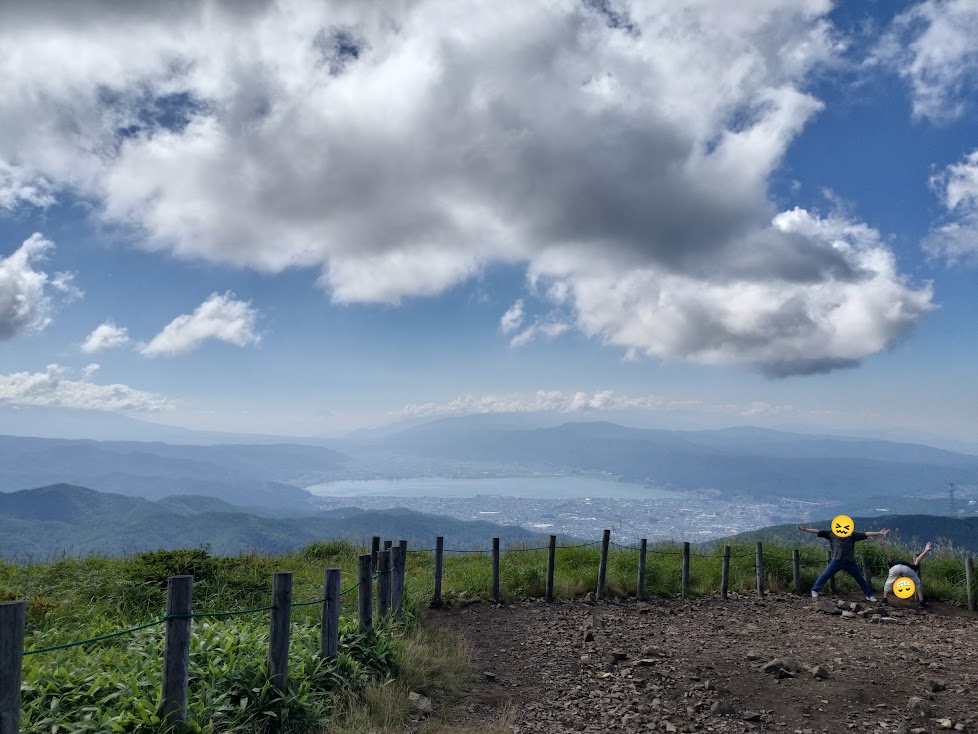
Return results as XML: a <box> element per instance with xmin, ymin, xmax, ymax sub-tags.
<box><xmin>797</xmin><ymin>524</ymin><xmax>820</xmax><ymax>535</ymax></box>
<box><xmin>865</xmin><ymin>528</ymin><xmax>890</xmax><ymax>538</ymax></box>
<box><xmin>914</xmin><ymin>541</ymin><xmax>933</xmax><ymax>567</ymax></box>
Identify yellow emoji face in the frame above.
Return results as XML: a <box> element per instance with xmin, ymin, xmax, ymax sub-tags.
<box><xmin>831</xmin><ymin>515</ymin><xmax>854</xmax><ymax>538</ymax></box>
<box><xmin>893</xmin><ymin>577</ymin><xmax>916</xmax><ymax>599</ymax></box>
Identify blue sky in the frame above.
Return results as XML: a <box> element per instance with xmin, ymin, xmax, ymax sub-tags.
<box><xmin>1</xmin><ymin>0</ymin><xmax>977</xmax><ymax>445</ymax></box>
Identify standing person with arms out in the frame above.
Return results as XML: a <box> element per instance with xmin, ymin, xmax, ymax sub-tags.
<box><xmin>797</xmin><ymin>523</ymin><xmax>890</xmax><ymax>601</ymax></box>
<box><xmin>878</xmin><ymin>537</ymin><xmax>932</xmax><ymax>607</ymax></box>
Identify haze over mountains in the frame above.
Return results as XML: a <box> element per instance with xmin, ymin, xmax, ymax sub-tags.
<box><xmin>0</xmin><ymin>434</ymin><xmax>347</xmax><ymax>514</ymax></box>
<box><xmin>361</xmin><ymin>417</ymin><xmax>978</xmax><ymax>501</ymax></box>
<box><xmin>0</xmin><ymin>484</ymin><xmax>547</xmax><ymax>558</ymax></box>
<box><xmin>2</xmin><ymin>412</ymin><xmax>977</xmax><ymax>507</ymax></box>
<box><xmin>1</xmin><ymin>408</ymin><xmax>976</xmax><ymax>560</ymax></box>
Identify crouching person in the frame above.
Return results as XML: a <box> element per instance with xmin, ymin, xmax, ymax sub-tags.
<box><xmin>879</xmin><ymin>538</ymin><xmax>932</xmax><ymax>607</ymax></box>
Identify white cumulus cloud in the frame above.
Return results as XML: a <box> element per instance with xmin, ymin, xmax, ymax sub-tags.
<box><xmin>0</xmin><ymin>160</ymin><xmax>55</xmax><ymax>211</ymax></box>
<box><xmin>0</xmin><ymin>1</ymin><xmax>932</xmax><ymax>374</ymax></box>
<box><xmin>499</xmin><ymin>300</ymin><xmax>525</xmax><ymax>334</ymax></box>
<box><xmin>925</xmin><ymin>149</ymin><xmax>978</xmax><ymax>264</ymax></box>
<box><xmin>509</xmin><ymin>320</ymin><xmax>571</xmax><ymax>349</ymax></box>
<box><xmin>81</xmin><ymin>321</ymin><xmax>130</xmax><ymax>353</ymax></box>
<box><xmin>1</xmin><ymin>233</ymin><xmax>79</xmax><ymax>340</ymax></box>
<box><xmin>0</xmin><ymin>364</ymin><xmax>171</xmax><ymax>412</ymax></box>
<box><xmin>876</xmin><ymin>0</ymin><xmax>978</xmax><ymax>122</ymax></box>
<box><xmin>524</xmin><ymin>208</ymin><xmax>934</xmax><ymax>376</ymax></box>
<box><xmin>140</xmin><ymin>292</ymin><xmax>261</xmax><ymax>357</ymax></box>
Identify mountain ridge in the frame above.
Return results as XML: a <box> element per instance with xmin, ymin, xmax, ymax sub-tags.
<box><xmin>0</xmin><ymin>483</ymin><xmax>550</xmax><ymax>559</ymax></box>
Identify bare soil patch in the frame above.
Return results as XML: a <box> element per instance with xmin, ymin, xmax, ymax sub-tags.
<box><xmin>426</xmin><ymin>593</ymin><xmax>978</xmax><ymax>733</ymax></box>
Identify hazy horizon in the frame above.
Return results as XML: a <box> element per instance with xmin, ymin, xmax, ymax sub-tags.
<box><xmin>2</xmin><ymin>403</ymin><xmax>978</xmax><ymax>456</ymax></box>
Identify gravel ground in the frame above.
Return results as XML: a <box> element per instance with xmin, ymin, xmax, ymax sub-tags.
<box><xmin>426</xmin><ymin>593</ymin><xmax>978</xmax><ymax>734</ymax></box>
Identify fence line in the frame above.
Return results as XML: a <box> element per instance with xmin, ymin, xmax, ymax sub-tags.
<box><xmin>2</xmin><ymin>529</ymin><xmax>975</xmax><ymax>732</ymax></box>
<box><xmin>2</xmin><ymin>558</ymin><xmax>401</xmax><ymax>731</ymax></box>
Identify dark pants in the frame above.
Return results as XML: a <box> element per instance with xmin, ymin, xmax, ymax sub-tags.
<box><xmin>812</xmin><ymin>559</ymin><xmax>873</xmax><ymax>597</ymax></box>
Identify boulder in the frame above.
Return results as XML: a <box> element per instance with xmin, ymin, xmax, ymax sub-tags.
<box><xmin>816</xmin><ymin>599</ymin><xmax>842</xmax><ymax>614</ymax></box>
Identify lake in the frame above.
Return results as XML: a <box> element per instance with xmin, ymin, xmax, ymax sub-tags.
<box><xmin>306</xmin><ymin>476</ymin><xmax>683</xmax><ymax>500</ymax></box>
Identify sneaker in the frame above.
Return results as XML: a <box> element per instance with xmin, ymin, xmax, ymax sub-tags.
<box><xmin>867</xmin><ymin>595</ymin><xmax>878</xmax><ymax>602</ymax></box>
<box><xmin>811</xmin><ymin>590</ymin><xmax>819</xmax><ymax>599</ymax></box>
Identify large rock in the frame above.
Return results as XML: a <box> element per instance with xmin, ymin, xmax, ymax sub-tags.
<box><xmin>815</xmin><ymin>599</ymin><xmax>842</xmax><ymax>614</ymax></box>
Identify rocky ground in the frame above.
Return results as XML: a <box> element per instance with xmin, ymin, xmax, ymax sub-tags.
<box><xmin>424</xmin><ymin>593</ymin><xmax>978</xmax><ymax>734</ymax></box>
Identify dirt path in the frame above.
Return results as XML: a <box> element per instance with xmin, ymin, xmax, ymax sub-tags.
<box><xmin>426</xmin><ymin>593</ymin><xmax>978</xmax><ymax>733</ymax></box>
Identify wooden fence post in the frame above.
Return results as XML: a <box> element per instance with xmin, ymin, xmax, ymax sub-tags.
<box><xmin>597</xmin><ymin>529</ymin><xmax>611</xmax><ymax>600</ymax></box>
<box><xmin>269</xmin><ymin>572</ymin><xmax>293</xmax><ymax>693</ymax></box>
<box><xmin>390</xmin><ymin>546</ymin><xmax>403</xmax><ymax>620</ymax></box>
<box><xmin>681</xmin><ymin>542</ymin><xmax>690</xmax><ymax>599</ymax></box>
<box><xmin>377</xmin><ymin>549</ymin><xmax>392</xmax><ymax>622</ymax></box>
<box><xmin>828</xmin><ymin>550</ymin><xmax>837</xmax><ymax>595</ymax></box>
<box><xmin>384</xmin><ymin>540</ymin><xmax>393</xmax><ymax>551</ymax></box>
<box><xmin>396</xmin><ymin>540</ymin><xmax>408</xmax><ymax>620</ymax></box>
<box><xmin>322</xmin><ymin>568</ymin><xmax>340</xmax><ymax>659</ymax></box>
<box><xmin>721</xmin><ymin>546</ymin><xmax>730</xmax><ymax>600</ymax></box>
<box><xmin>492</xmin><ymin>537</ymin><xmax>501</xmax><ymax>604</ymax></box>
<box><xmin>546</xmin><ymin>535</ymin><xmax>556</xmax><ymax>603</ymax></box>
<box><xmin>792</xmin><ymin>549</ymin><xmax>802</xmax><ymax>595</ymax></box>
<box><xmin>966</xmin><ymin>556</ymin><xmax>974</xmax><ymax>613</ymax></box>
<box><xmin>755</xmin><ymin>542</ymin><xmax>764</xmax><ymax>598</ymax></box>
<box><xmin>0</xmin><ymin>600</ymin><xmax>25</xmax><ymax>734</ymax></box>
<box><xmin>358</xmin><ymin>554</ymin><xmax>373</xmax><ymax>633</ymax></box>
<box><xmin>637</xmin><ymin>539</ymin><xmax>647</xmax><ymax>601</ymax></box>
<box><xmin>371</xmin><ymin>536</ymin><xmax>381</xmax><ymax>570</ymax></box>
<box><xmin>162</xmin><ymin>575</ymin><xmax>193</xmax><ymax>727</ymax></box>
<box><xmin>434</xmin><ymin>536</ymin><xmax>445</xmax><ymax>607</ymax></box>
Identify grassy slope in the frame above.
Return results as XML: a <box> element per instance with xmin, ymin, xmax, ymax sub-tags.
<box><xmin>2</xmin><ymin>536</ymin><xmax>973</xmax><ymax>732</ymax></box>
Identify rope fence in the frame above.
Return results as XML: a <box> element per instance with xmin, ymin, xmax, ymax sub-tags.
<box><xmin>2</xmin><ymin>530</ymin><xmax>975</xmax><ymax>732</ymax></box>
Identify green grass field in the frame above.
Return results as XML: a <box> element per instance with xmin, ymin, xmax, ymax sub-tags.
<box><xmin>1</xmin><ymin>536</ymin><xmax>973</xmax><ymax>732</ymax></box>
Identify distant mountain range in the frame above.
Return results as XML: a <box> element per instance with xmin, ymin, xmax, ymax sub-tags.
<box><xmin>366</xmin><ymin>418</ymin><xmax>978</xmax><ymax>501</ymax></box>
<box><xmin>0</xmin><ymin>435</ymin><xmax>350</xmax><ymax>514</ymax></box>
<box><xmin>0</xmin><ymin>405</ymin><xmax>343</xmax><ymax>445</ymax></box>
<box><xmin>2</xmin><ymin>417</ymin><xmax>976</xmax><ymax>511</ymax></box>
<box><xmin>0</xmin><ymin>484</ymin><xmax>549</xmax><ymax>559</ymax></box>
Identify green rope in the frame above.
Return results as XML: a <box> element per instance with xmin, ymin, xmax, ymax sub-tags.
<box><xmin>24</xmin><ymin>617</ymin><xmax>169</xmax><ymax>656</ymax></box>
<box><xmin>291</xmin><ymin>597</ymin><xmax>327</xmax><ymax>608</ymax></box>
<box><xmin>340</xmin><ymin>580</ymin><xmax>362</xmax><ymax>596</ymax></box>
<box><xmin>24</xmin><ymin>603</ymin><xmax>285</xmax><ymax>656</ymax></box>
<box><xmin>191</xmin><ymin>604</ymin><xmax>274</xmax><ymax>619</ymax></box>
